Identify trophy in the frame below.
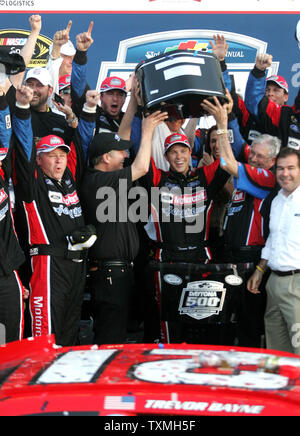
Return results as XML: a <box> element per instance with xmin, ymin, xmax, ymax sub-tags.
<box><xmin>136</xmin><ymin>49</ymin><xmax>227</xmax><ymax>119</ymax></box>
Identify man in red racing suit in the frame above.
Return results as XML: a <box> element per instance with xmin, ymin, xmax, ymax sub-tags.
<box><xmin>140</xmin><ymin>131</ymin><xmax>230</xmax><ymax>342</ymax></box>
<box><xmin>12</xmin><ymin>85</ymin><xmax>96</xmax><ymax>346</ymax></box>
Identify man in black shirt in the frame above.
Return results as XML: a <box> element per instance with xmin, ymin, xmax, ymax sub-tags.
<box><xmin>80</xmin><ymin>93</ymin><xmax>167</xmax><ymax>344</ymax></box>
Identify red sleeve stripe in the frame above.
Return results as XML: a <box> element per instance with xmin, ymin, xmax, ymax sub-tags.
<box><xmin>203</xmin><ymin>159</ymin><xmax>220</xmax><ymax>185</ymax></box>
<box><xmin>238</xmin><ymin>96</ymin><xmax>250</xmax><ymax>127</ymax></box>
<box><xmin>245</xmin><ymin>198</ymin><xmax>265</xmax><ymax>246</ymax></box>
<box><xmin>265</xmin><ymin>99</ymin><xmax>281</xmax><ymax>127</ymax></box>
<box><xmin>151</xmin><ymin>157</ymin><xmax>162</xmax><ymax>187</ymax></box>
<box><xmin>23</xmin><ymin>201</ymin><xmax>50</xmax><ymax>246</ymax></box>
<box><xmin>67</xmin><ymin>141</ymin><xmax>77</xmax><ymax>180</ymax></box>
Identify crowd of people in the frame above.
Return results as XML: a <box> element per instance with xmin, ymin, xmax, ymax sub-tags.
<box><xmin>0</xmin><ymin>16</ymin><xmax>299</xmax><ymax>355</ymax></box>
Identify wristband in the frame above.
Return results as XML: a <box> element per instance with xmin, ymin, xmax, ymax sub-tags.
<box><xmin>83</xmin><ymin>103</ymin><xmax>97</xmax><ymax>114</ymax></box>
<box><xmin>216</xmin><ymin>129</ymin><xmax>228</xmax><ymax>135</ymax></box>
<box><xmin>256</xmin><ymin>265</ymin><xmax>265</xmax><ymax>274</ymax></box>
<box><xmin>16</xmin><ymin>102</ymin><xmax>30</xmax><ymax>109</ymax></box>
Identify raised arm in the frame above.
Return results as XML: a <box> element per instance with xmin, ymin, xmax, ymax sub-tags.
<box><xmin>71</xmin><ymin>21</ymin><xmax>94</xmax><ymax>100</ymax></box>
<box><xmin>131</xmin><ymin>110</ymin><xmax>168</xmax><ymax>182</ymax></box>
<box><xmin>13</xmin><ymin>85</ymin><xmax>33</xmax><ymax>160</ymax></box>
<box><xmin>244</xmin><ymin>53</ymin><xmax>273</xmax><ymax>117</ymax></box>
<box><xmin>7</xmin><ymin>15</ymin><xmax>42</xmax><ymax>92</ymax></box>
<box><xmin>201</xmin><ymin>90</ymin><xmax>238</xmax><ymax>177</ymax></box>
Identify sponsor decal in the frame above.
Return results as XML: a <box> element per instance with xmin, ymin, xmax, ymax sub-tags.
<box><xmin>163</xmin><ymin>274</ymin><xmax>183</xmax><ymax>285</ymax></box>
<box><xmin>178</xmin><ymin>280</ymin><xmax>226</xmax><ymax>320</ymax></box>
<box><xmin>33</xmin><ymin>296</ymin><xmax>44</xmax><ymax>337</ymax></box>
<box><xmin>5</xmin><ymin>114</ymin><xmax>11</xmax><ymax>130</ymax></box>
<box><xmin>0</xmin><ymin>188</ymin><xmax>8</xmax><ymax>205</ymax></box>
<box><xmin>53</xmin><ymin>205</ymin><xmax>82</xmax><ymax>219</ymax></box>
<box><xmin>232</xmin><ymin>190</ymin><xmax>245</xmax><ymax>203</ymax></box>
<box><xmin>288</xmin><ymin>137</ymin><xmax>300</xmax><ymax>150</ymax></box>
<box><xmin>0</xmin><ymin>204</ymin><xmax>8</xmax><ymax>222</ymax></box>
<box><xmin>225</xmin><ymin>274</ymin><xmax>243</xmax><ymax>286</ymax></box>
<box><xmin>50</xmin><ymin>136</ymin><xmax>63</xmax><ymax>145</ymax></box>
<box><xmin>248</xmin><ymin>129</ymin><xmax>262</xmax><ymax>141</ymax></box>
<box><xmin>49</xmin><ymin>190</ymin><xmax>80</xmax><ymax>206</ymax></box>
<box><xmin>161</xmin><ymin>189</ymin><xmax>207</xmax><ymax>205</ymax></box>
<box><xmin>0</xmin><ymin>29</ymin><xmax>52</xmax><ymax>68</ymax></box>
<box><xmin>144</xmin><ymin>399</ymin><xmax>264</xmax><ymax>415</ymax></box>
<box><xmin>104</xmin><ymin>396</ymin><xmax>136</xmax><ymax>411</ymax></box>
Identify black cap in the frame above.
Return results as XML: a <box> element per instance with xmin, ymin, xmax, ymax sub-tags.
<box><xmin>0</xmin><ymin>50</ymin><xmax>25</xmax><ymax>75</ymax></box>
<box><xmin>88</xmin><ymin>132</ymin><xmax>132</xmax><ymax>160</ymax></box>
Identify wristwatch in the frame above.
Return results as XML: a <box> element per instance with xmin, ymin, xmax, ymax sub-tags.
<box><xmin>216</xmin><ymin>129</ymin><xmax>228</xmax><ymax>135</ymax></box>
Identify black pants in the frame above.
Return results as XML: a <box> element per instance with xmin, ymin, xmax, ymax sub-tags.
<box><xmin>224</xmin><ymin>248</ymin><xmax>267</xmax><ymax>348</ymax></box>
<box><xmin>30</xmin><ymin>255</ymin><xmax>86</xmax><ymax>347</ymax></box>
<box><xmin>0</xmin><ymin>271</ymin><xmax>24</xmax><ymax>344</ymax></box>
<box><xmin>91</xmin><ymin>263</ymin><xmax>134</xmax><ymax>345</ymax></box>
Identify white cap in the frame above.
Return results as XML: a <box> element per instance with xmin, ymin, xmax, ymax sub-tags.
<box><xmin>25</xmin><ymin>67</ymin><xmax>52</xmax><ymax>87</ymax></box>
<box><xmin>60</xmin><ymin>41</ymin><xmax>76</xmax><ymax>57</ymax></box>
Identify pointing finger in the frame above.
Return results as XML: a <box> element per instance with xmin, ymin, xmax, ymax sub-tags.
<box><xmin>87</xmin><ymin>21</ymin><xmax>94</xmax><ymax>36</ymax></box>
<box><xmin>66</xmin><ymin>20</ymin><xmax>72</xmax><ymax>34</ymax></box>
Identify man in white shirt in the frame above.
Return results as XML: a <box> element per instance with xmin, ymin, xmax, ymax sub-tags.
<box><xmin>247</xmin><ymin>147</ymin><xmax>300</xmax><ymax>354</ymax></box>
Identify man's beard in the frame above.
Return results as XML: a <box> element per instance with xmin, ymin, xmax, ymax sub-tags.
<box><xmin>30</xmin><ymin>93</ymin><xmax>48</xmax><ymax>110</ymax></box>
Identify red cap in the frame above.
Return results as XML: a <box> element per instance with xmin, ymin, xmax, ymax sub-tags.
<box><xmin>100</xmin><ymin>76</ymin><xmax>127</xmax><ymax>94</ymax></box>
<box><xmin>164</xmin><ymin>133</ymin><xmax>191</xmax><ymax>154</ymax></box>
<box><xmin>36</xmin><ymin>135</ymin><xmax>70</xmax><ymax>154</ymax></box>
<box><xmin>59</xmin><ymin>74</ymin><xmax>71</xmax><ymax>92</ymax></box>
<box><xmin>267</xmin><ymin>75</ymin><xmax>289</xmax><ymax>93</ymax></box>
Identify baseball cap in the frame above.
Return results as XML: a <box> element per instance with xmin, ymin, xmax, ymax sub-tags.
<box><xmin>59</xmin><ymin>74</ymin><xmax>71</xmax><ymax>92</ymax></box>
<box><xmin>36</xmin><ymin>135</ymin><xmax>70</xmax><ymax>154</ymax></box>
<box><xmin>0</xmin><ymin>49</ymin><xmax>25</xmax><ymax>75</ymax></box>
<box><xmin>89</xmin><ymin>133</ymin><xmax>132</xmax><ymax>160</ymax></box>
<box><xmin>60</xmin><ymin>40</ymin><xmax>76</xmax><ymax>57</ymax></box>
<box><xmin>164</xmin><ymin>133</ymin><xmax>191</xmax><ymax>154</ymax></box>
<box><xmin>25</xmin><ymin>67</ymin><xmax>53</xmax><ymax>87</ymax></box>
<box><xmin>267</xmin><ymin>75</ymin><xmax>289</xmax><ymax>93</ymax></box>
<box><xmin>100</xmin><ymin>76</ymin><xmax>127</xmax><ymax>94</ymax></box>
<box><xmin>0</xmin><ymin>146</ymin><xmax>8</xmax><ymax>161</ymax></box>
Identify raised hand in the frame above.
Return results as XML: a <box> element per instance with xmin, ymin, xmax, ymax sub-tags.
<box><xmin>16</xmin><ymin>85</ymin><xmax>33</xmax><ymax>106</ymax></box>
<box><xmin>142</xmin><ymin>110</ymin><xmax>169</xmax><ymax>136</ymax></box>
<box><xmin>201</xmin><ymin>95</ymin><xmax>228</xmax><ymax>129</ymax></box>
<box><xmin>85</xmin><ymin>89</ymin><xmax>100</xmax><ymax>109</ymax></box>
<box><xmin>53</xmin><ymin>20</ymin><xmax>72</xmax><ymax>48</ymax></box>
<box><xmin>29</xmin><ymin>14</ymin><xmax>42</xmax><ymax>34</ymax></box>
<box><xmin>255</xmin><ymin>53</ymin><xmax>273</xmax><ymax>71</ymax></box>
<box><xmin>209</xmin><ymin>34</ymin><xmax>229</xmax><ymax>61</ymax></box>
<box><xmin>76</xmin><ymin>21</ymin><xmax>94</xmax><ymax>52</ymax></box>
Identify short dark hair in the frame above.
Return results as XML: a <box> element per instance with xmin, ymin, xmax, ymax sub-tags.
<box><xmin>275</xmin><ymin>147</ymin><xmax>300</xmax><ymax>168</ymax></box>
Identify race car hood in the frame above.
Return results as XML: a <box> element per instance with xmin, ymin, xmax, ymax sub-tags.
<box><xmin>0</xmin><ymin>335</ymin><xmax>300</xmax><ymax>416</ymax></box>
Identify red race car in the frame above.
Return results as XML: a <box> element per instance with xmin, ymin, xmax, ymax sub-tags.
<box><xmin>0</xmin><ymin>335</ymin><xmax>300</xmax><ymax>417</ymax></box>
